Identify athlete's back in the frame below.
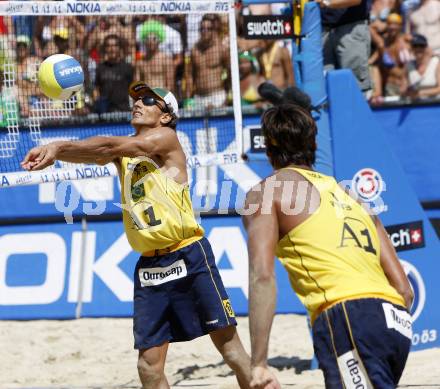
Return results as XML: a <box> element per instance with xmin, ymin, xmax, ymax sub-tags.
<box><xmin>272</xmin><ymin>167</ymin><xmax>405</xmax><ymax>323</ymax></box>
<box><xmin>245</xmin><ymin>103</ymin><xmax>412</xmax><ymax>389</ymax></box>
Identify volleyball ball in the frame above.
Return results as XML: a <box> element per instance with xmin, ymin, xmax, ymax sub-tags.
<box><xmin>38</xmin><ymin>54</ymin><xmax>84</xmax><ymax>100</ymax></box>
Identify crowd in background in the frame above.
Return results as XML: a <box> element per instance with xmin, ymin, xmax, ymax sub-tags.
<box><xmin>368</xmin><ymin>0</ymin><xmax>440</xmax><ymax>103</ymax></box>
<box><xmin>0</xmin><ymin>0</ymin><xmax>439</xmax><ymax>120</ymax></box>
<box><xmin>1</xmin><ymin>13</ymin><xmax>236</xmax><ymax>118</ymax></box>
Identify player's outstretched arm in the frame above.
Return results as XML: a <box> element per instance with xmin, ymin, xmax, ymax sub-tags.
<box><xmin>374</xmin><ymin>215</ymin><xmax>414</xmax><ymax>310</ymax></box>
<box><xmin>243</xmin><ymin>183</ymin><xmax>281</xmax><ymax>389</ymax></box>
<box><xmin>21</xmin><ymin>129</ymin><xmax>176</xmax><ymax>171</ymax></box>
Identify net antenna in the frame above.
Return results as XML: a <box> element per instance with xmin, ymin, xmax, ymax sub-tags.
<box><xmin>0</xmin><ymin>0</ymin><xmax>243</xmax><ymax>187</ymax></box>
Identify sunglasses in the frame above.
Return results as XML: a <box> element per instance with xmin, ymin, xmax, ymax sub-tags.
<box><xmin>138</xmin><ymin>96</ymin><xmax>168</xmax><ymax>112</ymax></box>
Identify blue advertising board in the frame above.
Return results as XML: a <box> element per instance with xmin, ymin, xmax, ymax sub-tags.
<box><xmin>372</xmin><ymin>104</ymin><xmax>440</xmax><ymax>203</ymax></box>
<box><xmin>0</xmin><ymin>216</ymin><xmax>301</xmax><ymax>320</ymax></box>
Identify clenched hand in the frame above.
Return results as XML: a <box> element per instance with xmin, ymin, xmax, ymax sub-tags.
<box><xmin>250</xmin><ymin>366</ymin><xmax>281</xmax><ymax>389</ymax></box>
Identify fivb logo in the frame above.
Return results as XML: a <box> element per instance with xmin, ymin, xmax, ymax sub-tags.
<box><xmin>352</xmin><ymin>168</ymin><xmax>384</xmax><ymax>202</ymax></box>
<box><xmin>349</xmin><ymin>168</ymin><xmax>387</xmax><ymax>214</ymax></box>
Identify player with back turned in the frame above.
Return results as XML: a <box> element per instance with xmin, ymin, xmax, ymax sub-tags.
<box><xmin>243</xmin><ymin>101</ymin><xmax>414</xmax><ymax>389</ymax></box>
<box><xmin>21</xmin><ymin>81</ymin><xmax>253</xmax><ymax>389</ymax></box>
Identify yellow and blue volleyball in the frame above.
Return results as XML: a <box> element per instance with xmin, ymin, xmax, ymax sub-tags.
<box><xmin>37</xmin><ymin>54</ymin><xmax>84</xmax><ymax>100</ymax></box>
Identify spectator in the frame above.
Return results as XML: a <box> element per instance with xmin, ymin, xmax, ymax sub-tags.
<box><xmin>44</xmin><ymin>27</ymin><xmax>80</xmax><ymax>58</ymax></box>
<box><xmin>187</xmin><ymin>15</ymin><xmax>230</xmax><ymax>109</ymax></box>
<box><xmin>258</xmin><ymin>40</ymin><xmax>294</xmax><ymax>90</ymax></box>
<box><xmin>93</xmin><ymin>34</ymin><xmax>133</xmax><ymax>114</ymax></box>
<box><xmin>405</xmin><ymin>33</ymin><xmax>440</xmax><ymax>99</ymax></box>
<box><xmin>370</xmin><ymin>0</ymin><xmax>399</xmax><ymax>26</ymax></box>
<box><xmin>35</xmin><ymin>16</ymin><xmax>85</xmax><ymax>58</ymax></box>
<box><xmin>409</xmin><ymin>0</ymin><xmax>440</xmax><ymax>55</ymax></box>
<box><xmin>377</xmin><ymin>13</ymin><xmax>411</xmax><ymax>98</ymax></box>
<box><xmin>15</xmin><ymin>35</ymin><xmax>41</xmax><ymax>117</ymax></box>
<box><xmin>135</xmin><ymin>21</ymin><xmax>174</xmax><ymax>93</ymax></box>
<box><xmin>316</xmin><ymin>0</ymin><xmax>372</xmax><ymax>92</ymax></box>
<box><xmin>136</xmin><ymin>16</ymin><xmax>183</xmax><ymax>69</ymax></box>
<box><xmin>239</xmin><ymin>51</ymin><xmax>265</xmax><ymax>106</ymax></box>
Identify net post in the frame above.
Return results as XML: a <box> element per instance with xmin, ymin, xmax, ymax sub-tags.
<box><xmin>75</xmin><ymin>216</ymin><xmax>88</xmax><ymax>319</ymax></box>
<box><xmin>228</xmin><ymin>0</ymin><xmax>244</xmax><ymax>160</ymax></box>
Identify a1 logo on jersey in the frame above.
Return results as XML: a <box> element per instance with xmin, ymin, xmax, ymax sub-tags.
<box><xmin>352</xmin><ymin>168</ymin><xmax>384</xmax><ymax>202</ymax></box>
<box><xmin>385</xmin><ymin>221</ymin><xmax>425</xmax><ymax>252</ymax></box>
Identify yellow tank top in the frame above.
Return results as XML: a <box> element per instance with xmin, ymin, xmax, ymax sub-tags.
<box><xmin>120</xmin><ymin>157</ymin><xmax>204</xmax><ymax>254</ymax></box>
<box><xmin>276</xmin><ymin>168</ymin><xmax>405</xmax><ymax>324</ymax></box>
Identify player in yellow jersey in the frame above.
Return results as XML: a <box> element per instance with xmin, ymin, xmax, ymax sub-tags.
<box><xmin>21</xmin><ymin>82</ymin><xmax>252</xmax><ymax>389</ymax></box>
<box><xmin>243</xmin><ymin>103</ymin><xmax>414</xmax><ymax>389</ymax></box>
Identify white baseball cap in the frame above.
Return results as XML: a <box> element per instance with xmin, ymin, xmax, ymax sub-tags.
<box><xmin>129</xmin><ymin>81</ymin><xmax>179</xmax><ymax>116</ymax></box>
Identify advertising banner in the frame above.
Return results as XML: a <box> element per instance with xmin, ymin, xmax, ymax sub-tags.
<box><xmin>0</xmin><ymin>217</ymin><xmax>301</xmax><ymax>320</ymax></box>
<box><xmin>243</xmin><ymin>15</ymin><xmax>294</xmax><ymax>40</ymax></box>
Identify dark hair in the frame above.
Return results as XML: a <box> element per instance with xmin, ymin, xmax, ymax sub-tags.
<box><xmin>104</xmin><ymin>34</ymin><xmax>122</xmax><ymax>47</ymax></box>
<box><xmin>201</xmin><ymin>14</ymin><xmax>221</xmax><ymax>30</ymax></box>
<box><xmin>411</xmin><ymin>33</ymin><xmax>428</xmax><ymax>48</ymax></box>
<box><xmin>164</xmin><ymin>108</ymin><xmax>178</xmax><ymax>130</ymax></box>
<box><xmin>261</xmin><ymin>104</ymin><xmax>317</xmax><ymax>168</ymax></box>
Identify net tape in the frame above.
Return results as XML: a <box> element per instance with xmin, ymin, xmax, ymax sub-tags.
<box><xmin>0</xmin><ymin>1</ymin><xmax>232</xmax><ymax>16</ymax></box>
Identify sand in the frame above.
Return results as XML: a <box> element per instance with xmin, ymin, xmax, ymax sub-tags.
<box><xmin>0</xmin><ymin>314</ymin><xmax>439</xmax><ymax>388</ymax></box>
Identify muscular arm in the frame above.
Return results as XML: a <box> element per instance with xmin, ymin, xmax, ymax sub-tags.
<box><xmin>243</xmin><ymin>184</ymin><xmax>279</xmax><ymax>368</ymax></box>
<box><xmin>21</xmin><ymin>129</ymin><xmax>176</xmax><ymax>171</ymax></box>
<box><xmin>374</xmin><ymin>216</ymin><xmax>414</xmax><ymax>310</ymax></box>
<box><xmin>281</xmin><ymin>47</ymin><xmax>295</xmax><ymax>87</ymax></box>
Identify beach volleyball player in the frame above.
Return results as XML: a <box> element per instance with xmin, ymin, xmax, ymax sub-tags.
<box><xmin>21</xmin><ymin>82</ymin><xmax>252</xmax><ymax>389</ymax></box>
<box><xmin>244</xmin><ymin>104</ymin><xmax>414</xmax><ymax>389</ymax></box>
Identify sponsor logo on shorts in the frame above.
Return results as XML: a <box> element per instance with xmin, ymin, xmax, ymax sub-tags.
<box><xmin>223</xmin><ymin>299</ymin><xmax>235</xmax><ymax>318</ymax></box>
<box><xmin>383</xmin><ymin>302</ymin><xmax>413</xmax><ymax>339</ymax></box>
<box><xmin>206</xmin><ymin>319</ymin><xmax>219</xmax><ymax>325</ymax></box>
<box><xmin>337</xmin><ymin>349</ymin><xmax>373</xmax><ymax>389</ymax></box>
<box><xmin>385</xmin><ymin>221</ymin><xmax>425</xmax><ymax>252</ymax></box>
<box><xmin>139</xmin><ymin>259</ymin><xmax>187</xmax><ymax>287</ymax></box>
<box><xmin>352</xmin><ymin>168</ymin><xmax>384</xmax><ymax>202</ymax></box>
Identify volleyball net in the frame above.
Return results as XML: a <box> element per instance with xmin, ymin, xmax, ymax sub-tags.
<box><xmin>0</xmin><ymin>1</ymin><xmax>242</xmax><ymax>186</ymax></box>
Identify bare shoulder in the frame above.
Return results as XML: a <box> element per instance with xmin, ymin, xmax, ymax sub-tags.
<box><xmin>144</xmin><ymin>126</ymin><xmax>178</xmax><ymax>141</ymax></box>
<box><xmin>246</xmin><ymin>172</ymin><xmax>279</xmax><ymax>204</ymax></box>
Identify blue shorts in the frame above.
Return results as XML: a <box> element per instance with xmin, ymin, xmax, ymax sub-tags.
<box><xmin>133</xmin><ymin>237</ymin><xmax>237</xmax><ymax>350</ymax></box>
<box><xmin>312</xmin><ymin>298</ymin><xmax>412</xmax><ymax>389</ymax></box>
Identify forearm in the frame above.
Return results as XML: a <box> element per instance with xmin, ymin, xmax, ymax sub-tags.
<box><xmin>326</xmin><ymin>0</ymin><xmax>361</xmax><ymax>8</ymax></box>
<box><xmin>249</xmin><ymin>270</ymin><xmax>277</xmax><ymax>367</ymax></box>
<box><xmin>376</xmin><ymin>218</ymin><xmax>414</xmax><ymax>309</ymax></box>
<box><xmin>53</xmin><ymin>137</ymin><xmax>117</xmax><ymax>165</ymax></box>
<box><xmin>418</xmin><ymin>87</ymin><xmax>440</xmax><ymax>98</ymax></box>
